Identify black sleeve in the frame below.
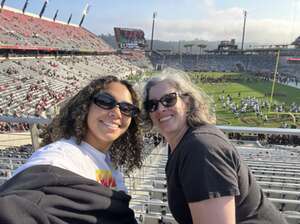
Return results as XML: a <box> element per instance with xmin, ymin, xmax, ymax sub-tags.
<box><xmin>0</xmin><ymin>193</ymin><xmax>48</xmax><ymax>224</ymax></box>
<box><xmin>0</xmin><ymin>165</ymin><xmax>138</xmax><ymax>224</ymax></box>
<box><xmin>178</xmin><ymin>133</ymin><xmax>240</xmax><ymax>203</ymax></box>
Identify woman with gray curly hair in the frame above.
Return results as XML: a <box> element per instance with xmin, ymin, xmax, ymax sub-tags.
<box><xmin>142</xmin><ymin>70</ymin><xmax>287</xmax><ymax>224</ymax></box>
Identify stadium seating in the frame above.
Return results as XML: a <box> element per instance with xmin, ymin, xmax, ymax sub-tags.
<box><xmin>0</xmin><ymin>133</ymin><xmax>299</xmax><ymax>223</ymax></box>
<box><xmin>150</xmin><ymin>53</ymin><xmax>300</xmax><ymax>79</ymax></box>
<box><xmin>120</xmin><ymin>50</ymin><xmax>153</xmax><ymax>70</ymax></box>
<box><xmin>123</xmin><ymin>142</ymin><xmax>300</xmax><ymax>224</ymax></box>
<box><xmin>0</xmin><ymin>55</ymin><xmax>142</xmax><ymax>126</ymax></box>
<box><xmin>0</xmin><ymin>8</ymin><xmax>112</xmax><ymax>52</ymax></box>
<box><xmin>0</xmin><ymin>5</ymin><xmax>300</xmax><ymax>224</ymax></box>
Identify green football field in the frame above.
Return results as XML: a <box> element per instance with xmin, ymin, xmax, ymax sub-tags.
<box><xmin>130</xmin><ymin>71</ymin><xmax>300</xmax><ymax>128</ymax></box>
<box><xmin>189</xmin><ymin>72</ymin><xmax>300</xmax><ymax>127</ymax></box>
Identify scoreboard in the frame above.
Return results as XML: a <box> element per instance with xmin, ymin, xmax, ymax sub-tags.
<box><xmin>114</xmin><ymin>27</ymin><xmax>146</xmax><ymax>49</ymax></box>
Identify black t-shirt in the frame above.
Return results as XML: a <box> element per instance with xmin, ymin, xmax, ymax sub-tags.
<box><xmin>166</xmin><ymin>124</ymin><xmax>287</xmax><ymax>224</ymax></box>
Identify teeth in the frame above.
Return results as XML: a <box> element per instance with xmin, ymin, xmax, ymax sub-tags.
<box><xmin>159</xmin><ymin>116</ymin><xmax>172</xmax><ymax>122</ymax></box>
<box><xmin>103</xmin><ymin>121</ymin><xmax>119</xmax><ymax>129</ymax></box>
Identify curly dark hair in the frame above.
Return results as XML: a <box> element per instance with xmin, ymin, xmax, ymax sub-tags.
<box><xmin>40</xmin><ymin>75</ymin><xmax>144</xmax><ymax>173</ymax></box>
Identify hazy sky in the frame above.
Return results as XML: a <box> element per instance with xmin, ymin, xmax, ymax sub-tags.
<box><xmin>4</xmin><ymin>0</ymin><xmax>300</xmax><ymax>44</ymax></box>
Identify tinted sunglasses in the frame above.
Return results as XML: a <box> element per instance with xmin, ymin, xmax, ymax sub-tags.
<box><xmin>93</xmin><ymin>92</ymin><xmax>139</xmax><ymax>117</ymax></box>
<box><xmin>144</xmin><ymin>92</ymin><xmax>178</xmax><ymax>113</ymax></box>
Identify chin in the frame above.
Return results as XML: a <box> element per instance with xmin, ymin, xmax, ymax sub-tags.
<box><xmin>160</xmin><ymin>126</ymin><xmax>174</xmax><ymax>134</ymax></box>
<box><xmin>102</xmin><ymin>134</ymin><xmax>119</xmax><ymax>141</ymax></box>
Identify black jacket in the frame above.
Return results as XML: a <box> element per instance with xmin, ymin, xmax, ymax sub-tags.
<box><xmin>0</xmin><ymin>165</ymin><xmax>137</xmax><ymax>224</ymax></box>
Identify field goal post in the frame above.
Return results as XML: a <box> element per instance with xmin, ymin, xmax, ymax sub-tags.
<box><xmin>267</xmin><ymin>49</ymin><xmax>299</xmax><ymax>126</ymax></box>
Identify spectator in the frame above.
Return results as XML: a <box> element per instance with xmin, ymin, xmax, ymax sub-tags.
<box><xmin>0</xmin><ymin>75</ymin><xmax>144</xmax><ymax>224</ymax></box>
<box><xmin>142</xmin><ymin>70</ymin><xmax>288</xmax><ymax>224</ymax></box>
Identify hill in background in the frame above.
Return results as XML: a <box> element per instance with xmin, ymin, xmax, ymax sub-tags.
<box><xmin>99</xmin><ymin>33</ymin><xmax>233</xmax><ymax>53</ymax></box>
<box><xmin>99</xmin><ymin>34</ymin><xmax>258</xmax><ymax>53</ymax></box>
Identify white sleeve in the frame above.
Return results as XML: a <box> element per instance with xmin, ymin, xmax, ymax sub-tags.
<box><xmin>12</xmin><ymin>143</ymin><xmax>67</xmax><ymax>176</ymax></box>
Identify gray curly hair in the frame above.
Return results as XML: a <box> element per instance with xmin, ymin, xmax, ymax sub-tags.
<box><xmin>142</xmin><ymin>68</ymin><xmax>216</xmax><ymax>129</ymax></box>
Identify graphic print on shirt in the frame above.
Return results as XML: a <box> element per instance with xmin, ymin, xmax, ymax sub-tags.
<box><xmin>96</xmin><ymin>169</ymin><xmax>116</xmax><ymax>188</ymax></box>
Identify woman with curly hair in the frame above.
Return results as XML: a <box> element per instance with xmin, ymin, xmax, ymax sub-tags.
<box><xmin>13</xmin><ymin>75</ymin><xmax>144</xmax><ymax>191</ymax></box>
<box><xmin>0</xmin><ymin>75</ymin><xmax>144</xmax><ymax>223</ymax></box>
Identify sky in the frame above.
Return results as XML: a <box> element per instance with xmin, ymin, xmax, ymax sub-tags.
<box><xmin>3</xmin><ymin>0</ymin><xmax>300</xmax><ymax>45</ymax></box>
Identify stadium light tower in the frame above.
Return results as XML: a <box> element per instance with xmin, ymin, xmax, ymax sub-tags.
<box><xmin>67</xmin><ymin>13</ymin><xmax>72</xmax><ymax>24</ymax></box>
<box><xmin>22</xmin><ymin>0</ymin><xmax>29</xmax><ymax>14</ymax></box>
<box><xmin>79</xmin><ymin>4</ymin><xmax>91</xmax><ymax>27</ymax></box>
<box><xmin>150</xmin><ymin>12</ymin><xmax>157</xmax><ymax>52</ymax></box>
<box><xmin>1</xmin><ymin>0</ymin><xmax>6</xmax><ymax>9</ymax></box>
<box><xmin>241</xmin><ymin>10</ymin><xmax>247</xmax><ymax>52</ymax></box>
<box><xmin>53</xmin><ymin>9</ymin><xmax>58</xmax><ymax>21</ymax></box>
<box><xmin>39</xmin><ymin>0</ymin><xmax>49</xmax><ymax>18</ymax></box>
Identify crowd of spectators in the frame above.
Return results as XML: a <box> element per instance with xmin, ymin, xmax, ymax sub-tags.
<box><xmin>0</xmin><ymin>55</ymin><xmax>142</xmax><ymax>133</ymax></box>
<box><xmin>228</xmin><ymin>132</ymin><xmax>300</xmax><ymax>147</ymax></box>
<box><xmin>119</xmin><ymin>50</ymin><xmax>153</xmax><ymax>70</ymax></box>
<box><xmin>0</xmin><ymin>144</ymin><xmax>33</xmax><ymax>179</ymax></box>
<box><xmin>144</xmin><ymin>132</ymin><xmax>163</xmax><ymax>148</ymax></box>
<box><xmin>251</xmin><ymin>71</ymin><xmax>299</xmax><ymax>88</ymax></box>
<box><xmin>0</xmin><ymin>122</ymin><xmax>29</xmax><ymax>133</ymax></box>
<box><xmin>265</xmin><ymin>134</ymin><xmax>300</xmax><ymax>146</ymax></box>
<box><xmin>0</xmin><ymin>8</ymin><xmax>111</xmax><ymax>52</ymax></box>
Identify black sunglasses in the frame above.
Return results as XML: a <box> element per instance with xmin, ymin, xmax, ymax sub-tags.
<box><xmin>93</xmin><ymin>92</ymin><xmax>139</xmax><ymax>117</ymax></box>
<box><xmin>144</xmin><ymin>92</ymin><xmax>178</xmax><ymax>113</ymax></box>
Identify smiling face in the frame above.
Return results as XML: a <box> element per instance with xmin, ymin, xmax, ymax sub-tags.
<box><xmin>148</xmin><ymin>81</ymin><xmax>189</xmax><ymax>145</ymax></box>
<box><xmin>85</xmin><ymin>82</ymin><xmax>133</xmax><ymax>152</ymax></box>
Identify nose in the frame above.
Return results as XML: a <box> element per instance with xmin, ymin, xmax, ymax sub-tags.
<box><xmin>108</xmin><ymin>105</ymin><xmax>122</xmax><ymax>118</ymax></box>
<box><xmin>156</xmin><ymin>102</ymin><xmax>167</xmax><ymax>112</ymax></box>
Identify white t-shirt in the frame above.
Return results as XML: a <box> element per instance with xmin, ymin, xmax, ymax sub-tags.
<box><xmin>13</xmin><ymin>138</ymin><xmax>127</xmax><ymax>192</ymax></box>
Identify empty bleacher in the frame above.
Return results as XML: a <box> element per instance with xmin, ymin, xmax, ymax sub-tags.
<box><xmin>0</xmin><ymin>130</ymin><xmax>300</xmax><ymax>223</ymax></box>
<box><xmin>125</xmin><ymin>141</ymin><xmax>300</xmax><ymax>224</ymax></box>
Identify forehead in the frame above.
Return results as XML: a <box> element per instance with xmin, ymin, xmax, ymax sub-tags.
<box><xmin>104</xmin><ymin>82</ymin><xmax>133</xmax><ymax>103</ymax></box>
<box><xmin>148</xmin><ymin>81</ymin><xmax>176</xmax><ymax>99</ymax></box>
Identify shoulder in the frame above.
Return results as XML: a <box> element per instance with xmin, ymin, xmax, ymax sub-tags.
<box><xmin>12</xmin><ymin>139</ymin><xmax>79</xmax><ymax>176</ymax></box>
<box><xmin>183</xmin><ymin>125</ymin><xmax>235</xmax><ymax>154</ymax></box>
<box><xmin>25</xmin><ymin>138</ymin><xmax>84</xmax><ymax>164</ymax></box>
<box><xmin>169</xmin><ymin>126</ymin><xmax>241</xmax><ymax>203</ymax></box>
<box><xmin>178</xmin><ymin>125</ymin><xmax>240</xmax><ymax>167</ymax></box>
<box><xmin>38</xmin><ymin>138</ymin><xmax>81</xmax><ymax>154</ymax></box>
<box><xmin>188</xmin><ymin>125</ymin><xmax>228</xmax><ymax>144</ymax></box>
